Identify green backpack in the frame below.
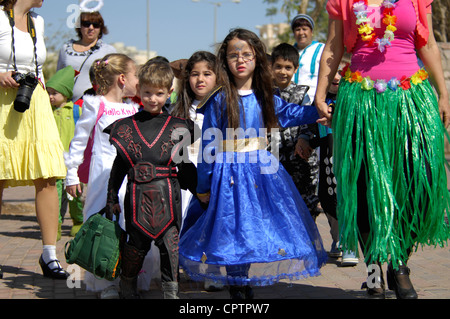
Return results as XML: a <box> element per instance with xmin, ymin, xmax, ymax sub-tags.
<box><xmin>65</xmin><ymin>212</ymin><xmax>125</xmax><ymax>281</ymax></box>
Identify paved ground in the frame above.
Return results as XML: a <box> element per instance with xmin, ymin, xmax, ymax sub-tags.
<box><xmin>0</xmin><ymin>186</ymin><xmax>449</xmax><ymax>300</ymax></box>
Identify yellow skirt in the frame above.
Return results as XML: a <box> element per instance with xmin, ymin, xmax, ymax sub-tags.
<box><xmin>0</xmin><ymin>84</ymin><xmax>66</xmax><ymax>188</ymax></box>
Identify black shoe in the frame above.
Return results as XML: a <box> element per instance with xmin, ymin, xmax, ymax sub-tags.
<box><xmin>0</xmin><ymin>265</ymin><xmax>3</xmax><ymax>279</ymax></box>
<box><xmin>245</xmin><ymin>286</ymin><xmax>254</xmax><ymax>299</ymax></box>
<box><xmin>361</xmin><ymin>263</ymin><xmax>385</xmax><ymax>299</ymax></box>
<box><xmin>229</xmin><ymin>285</ymin><xmax>254</xmax><ymax>299</ymax></box>
<box><xmin>361</xmin><ymin>280</ymin><xmax>385</xmax><ymax>299</ymax></box>
<box><xmin>39</xmin><ymin>255</ymin><xmax>69</xmax><ymax>280</ymax></box>
<box><xmin>387</xmin><ymin>262</ymin><xmax>418</xmax><ymax>299</ymax></box>
<box><xmin>119</xmin><ymin>275</ymin><xmax>140</xmax><ymax>299</ymax></box>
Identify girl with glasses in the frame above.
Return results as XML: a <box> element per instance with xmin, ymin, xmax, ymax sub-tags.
<box><xmin>179</xmin><ymin>28</ymin><xmax>328</xmax><ymax>299</ymax></box>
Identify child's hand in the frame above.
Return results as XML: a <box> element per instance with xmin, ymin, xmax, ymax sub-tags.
<box><xmin>315</xmin><ymin>100</ymin><xmax>333</xmax><ymax>128</ymax></box>
<box><xmin>105</xmin><ymin>203</ymin><xmax>121</xmax><ymax>221</ymax></box>
<box><xmin>197</xmin><ymin>193</ymin><xmax>210</xmax><ymax>210</ymax></box>
<box><xmin>66</xmin><ymin>184</ymin><xmax>82</xmax><ymax>198</ymax></box>
<box><xmin>198</xmin><ymin>193</ymin><xmax>210</xmax><ymax>204</ymax></box>
<box><xmin>295</xmin><ymin>138</ymin><xmax>313</xmax><ymax>160</ymax></box>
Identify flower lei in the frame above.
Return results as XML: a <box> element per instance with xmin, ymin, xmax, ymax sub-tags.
<box><xmin>341</xmin><ymin>64</ymin><xmax>429</xmax><ymax>93</ymax></box>
<box><xmin>353</xmin><ymin>0</ymin><xmax>397</xmax><ymax>52</ymax></box>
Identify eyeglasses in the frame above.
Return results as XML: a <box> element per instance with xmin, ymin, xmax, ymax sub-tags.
<box><xmin>226</xmin><ymin>52</ymin><xmax>255</xmax><ymax>63</ymax></box>
<box><xmin>81</xmin><ymin>21</ymin><xmax>101</xmax><ymax>28</ymax></box>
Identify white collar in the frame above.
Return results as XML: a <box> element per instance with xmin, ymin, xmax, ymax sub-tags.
<box><xmin>238</xmin><ymin>89</ymin><xmax>253</xmax><ymax>96</ymax></box>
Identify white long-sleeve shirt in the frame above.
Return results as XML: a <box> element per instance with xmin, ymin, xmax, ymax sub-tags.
<box><xmin>65</xmin><ymin>95</ymin><xmax>139</xmax><ymax>220</ymax></box>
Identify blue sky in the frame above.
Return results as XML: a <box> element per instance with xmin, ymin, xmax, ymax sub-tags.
<box><xmin>36</xmin><ymin>0</ymin><xmax>287</xmax><ymax>62</ymax></box>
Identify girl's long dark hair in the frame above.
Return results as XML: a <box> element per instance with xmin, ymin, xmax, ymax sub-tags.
<box><xmin>172</xmin><ymin>51</ymin><xmax>217</xmax><ymax>119</ymax></box>
<box><xmin>216</xmin><ymin>28</ymin><xmax>278</xmax><ymax>130</ymax></box>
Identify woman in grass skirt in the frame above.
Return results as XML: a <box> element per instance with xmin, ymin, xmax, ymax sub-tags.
<box><xmin>316</xmin><ymin>0</ymin><xmax>450</xmax><ymax>298</ymax></box>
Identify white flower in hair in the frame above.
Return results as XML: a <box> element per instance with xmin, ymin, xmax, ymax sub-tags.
<box><xmin>79</xmin><ymin>0</ymin><xmax>104</xmax><ymax>13</ymax></box>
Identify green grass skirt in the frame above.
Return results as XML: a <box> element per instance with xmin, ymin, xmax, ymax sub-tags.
<box><xmin>333</xmin><ymin>79</ymin><xmax>450</xmax><ymax>267</ymax></box>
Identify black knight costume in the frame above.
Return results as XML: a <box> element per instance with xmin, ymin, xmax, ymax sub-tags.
<box><xmin>104</xmin><ymin>110</ymin><xmax>196</xmax><ymax>299</ymax></box>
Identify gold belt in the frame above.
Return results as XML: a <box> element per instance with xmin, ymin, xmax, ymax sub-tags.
<box><xmin>222</xmin><ymin>137</ymin><xmax>267</xmax><ymax>153</ymax></box>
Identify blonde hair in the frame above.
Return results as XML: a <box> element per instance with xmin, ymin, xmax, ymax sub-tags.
<box><xmin>138</xmin><ymin>59</ymin><xmax>174</xmax><ymax>90</ymax></box>
<box><xmin>93</xmin><ymin>53</ymin><xmax>135</xmax><ymax>95</ymax></box>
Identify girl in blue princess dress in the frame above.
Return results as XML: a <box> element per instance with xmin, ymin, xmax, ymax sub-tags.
<box><xmin>178</xmin><ymin>28</ymin><xmax>328</xmax><ymax>299</ymax></box>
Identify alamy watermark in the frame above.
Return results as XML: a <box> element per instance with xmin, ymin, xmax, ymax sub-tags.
<box><xmin>66</xmin><ymin>264</ymin><xmax>82</xmax><ymax>289</ymax></box>
<box><xmin>170</xmin><ymin>127</ymin><xmax>281</xmax><ymax>175</ymax></box>
<box><xmin>366</xmin><ymin>264</ymin><xmax>383</xmax><ymax>289</ymax></box>
<box><xmin>65</xmin><ymin>0</ymin><xmax>106</xmax><ymax>28</ymax></box>
<box><xmin>66</xmin><ymin>4</ymin><xmax>80</xmax><ymax>29</ymax></box>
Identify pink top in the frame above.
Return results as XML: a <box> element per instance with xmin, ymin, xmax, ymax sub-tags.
<box><xmin>326</xmin><ymin>0</ymin><xmax>432</xmax><ymax>51</ymax></box>
<box><xmin>353</xmin><ymin>0</ymin><xmax>420</xmax><ymax>80</ymax></box>
<box><xmin>326</xmin><ymin>0</ymin><xmax>432</xmax><ymax>80</ymax></box>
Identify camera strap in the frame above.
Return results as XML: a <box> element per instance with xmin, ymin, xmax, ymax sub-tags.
<box><xmin>7</xmin><ymin>9</ymin><xmax>39</xmax><ymax>78</ymax></box>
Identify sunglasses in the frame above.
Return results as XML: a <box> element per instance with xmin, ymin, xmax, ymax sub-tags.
<box><xmin>81</xmin><ymin>21</ymin><xmax>101</xmax><ymax>28</ymax></box>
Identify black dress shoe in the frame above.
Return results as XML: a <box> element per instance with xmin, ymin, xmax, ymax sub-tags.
<box><xmin>387</xmin><ymin>262</ymin><xmax>418</xmax><ymax>299</ymax></box>
<box><xmin>39</xmin><ymin>255</ymin><xmax>69</xmax><ymax>280</ymax></box>
<box><xmin>361</xmin><ymin>279</ymin><xmax>385</xmax><ymax>299</ymax></box>
<box><xmin>229</xmin><ymin>285</ymin><xmax>254</xmax><ymax>299</ymax></box>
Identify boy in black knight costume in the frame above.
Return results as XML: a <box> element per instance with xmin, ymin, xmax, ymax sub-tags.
<box><xmin>104</xmin><ymin>59</ymin><xmax>196</xmax><ymax>299</ymax></box>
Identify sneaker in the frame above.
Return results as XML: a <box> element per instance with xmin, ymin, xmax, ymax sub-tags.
<box><xmin>341</xmin><ymin>250</ymin><xmax>359</xmax><ymax>266</ymax></box>
<box><xmin>329</xmin><ymin>241</ymin><xmax>342</xmax><ymax>258</ymax></box>
<box><xmin>100</xmin><ymin>285</ymin><xmax>120</xmax><ymax>299</ymax></box>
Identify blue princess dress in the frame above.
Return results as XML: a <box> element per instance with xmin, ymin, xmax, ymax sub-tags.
<box><xmin>179</xmin><ymin>89</ymin><xmax>328</xmax><ymax>286</ymax></box>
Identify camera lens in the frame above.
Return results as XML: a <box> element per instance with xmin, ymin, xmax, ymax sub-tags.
<box><xmin>14</xmin><ymin>89</ymin><xmax>33</xmax><ymax>112</ymax></box>
<box><xmin>13</xmin><ymin>74</ymin><xmax>38</xmax><ymax>113</ymax></box>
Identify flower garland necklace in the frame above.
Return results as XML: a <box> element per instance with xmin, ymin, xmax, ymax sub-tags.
<box><xmin>353</xmin><ymin>0</ymin><xmax>397</xmax><ymax>52</ymax></box>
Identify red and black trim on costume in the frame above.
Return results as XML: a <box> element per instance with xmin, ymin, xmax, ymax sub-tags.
<box><xmin>106</xmin><ymin>112</ymin><xmax>192</xmax><ymax>241</ymax></box>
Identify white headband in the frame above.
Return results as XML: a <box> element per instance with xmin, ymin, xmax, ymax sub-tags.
<box><xmin>79</xmin><ymin>0</ymin><xmax>104</xmax><ymax>13</ymax></box>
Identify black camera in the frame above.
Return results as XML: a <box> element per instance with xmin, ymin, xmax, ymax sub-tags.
<box><xmin>12</xmin><ymin>72</ymin><xmax>39</xmax><ymax>113</ymax></box>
